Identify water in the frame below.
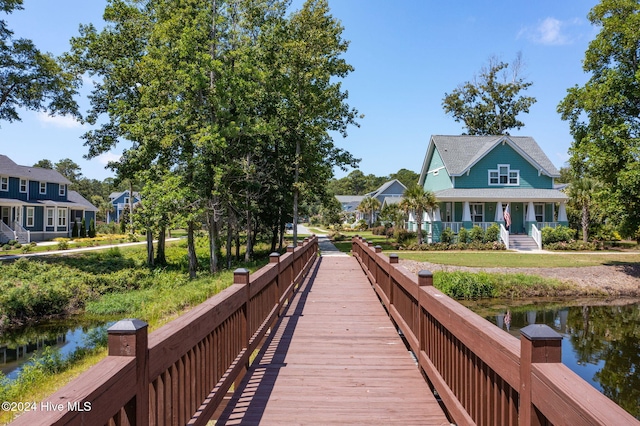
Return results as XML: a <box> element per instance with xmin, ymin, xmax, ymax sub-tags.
<box><xmin>461</xmin><ymin>297</ymin><xmax>640</xmax><ymax>419</ymax></box>
<box><xmin>0</xmin><ymin>317</ymin><xmax>114</xmax><ymax>380</ymax></box>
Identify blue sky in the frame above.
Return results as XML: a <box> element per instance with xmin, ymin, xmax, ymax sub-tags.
<box><xmin>1</xmin><ymin>0</ymin><xmax>598</xmax><ymax>181</ymax></box>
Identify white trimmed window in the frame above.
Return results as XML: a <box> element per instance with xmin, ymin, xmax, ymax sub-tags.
<box><xmin>59</xmin><ymin>184</ymin><xmax>66</xmax><ymax>197</ymax></box>
<box><xmin>26</xmin><ymin>207</ymin><xmax>34</xmax><ymax>227</ymax></box>
<box><xmin>0</xmin><ymin>176</ymin><xmax>7</xmax><ymax>191</ymax></box>
<box><xmin>19</xmin><ymin>178</ymin><xmax>27</xmax><ymax>193</ymax></box>
<box><xmin>40</xmin><ymin>182</ymin><xmax>47</xmax><ymax>194</ymax></box>
<box><xmin>58</xmin><ymin>208</ymin><xmax>67</xmax><ymax>227</ymax></box>
<box><xmin>470</xmin><ymin>203</ymin><xmax>484</xmax><ymax>222</ymax></box>
<box><xmin>47</xmin><ymin>208</ymin><xmax>55</xmax><ymax>227</ymax></box>
<box><xmin>489</xmin><ymin>164</ymin><xmax>519</xmax><ymax>186</ymax></box>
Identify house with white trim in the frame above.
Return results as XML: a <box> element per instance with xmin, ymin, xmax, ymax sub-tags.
<box><xmin>413</xmin><ymin>135</ymin><xmax>569</xmax><ymax>248</ymax></box>
<box><xmin>336</xmin><ymin>179</ymin><xmax>407</xmax><ymax>225</ymax></box>
<box><xmin>0</xmin><ymin>155</ymin><xmax>98</xmax><ymax>243</ymax></box>
<box><xmin>107</xmin><ymin>190</ymin><xmax>141</xmax><ymax>224</ymax></box>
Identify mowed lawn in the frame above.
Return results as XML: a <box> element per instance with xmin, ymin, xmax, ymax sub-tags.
<box><xmin>392</xmin><ymin>251</ymin><xmax>640</xmax><ymax>268</ymax></box>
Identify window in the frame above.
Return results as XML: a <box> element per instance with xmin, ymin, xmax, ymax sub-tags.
<box><xmin>488</xmin><ymin>164</ymin><xmax>519</xmax><ymax>186</ymax></box>
<box><xmin>534</xmin><ymin>203</ymin><xmax>544</xmax><ymax>222</ymax></box>
<box><xmin>470</xmin><ymin>203</ymin><xmax>484</xmax><ymax>222</ymax></box>
<box><xmin>47</xmin><ymin>208</ymin><xmax>55</xmax><ymax>227</ymax></box>
<box><xmin>58</xmin><ymin>208</ymin><xmax>67</xmax><ymax>227</ymax></box>
<box><xmin>26</xmin><ymin>207</ymin><xmax>34</xmax><ymax>227</ymax></box>
<box><xmin>59</xmin><ymin>184</ymin><xmax>66</xmax><ymax>197</ymax></box>
<box><xmin>124</xmin><ymin>197</ymin><xmax>130</xmax><ymax>205</ymax></box>
<box><xmin>40</xmin><ymin>182</ymin><xmax>47</xmax><ymax>194</ymax></box>
<box><xmin>0</xmin><ymin>176</ymin><xmax>7</xmax><ymax>191</ymax></box>
<box><xmin>19</xmin><ymin>179</ymin><xmax>27</xmax><ymax>193</ymax></box>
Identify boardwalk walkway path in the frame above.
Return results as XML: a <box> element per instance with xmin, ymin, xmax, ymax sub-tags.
<box><xmin>216</xmin><ymin>237</ymin><xmax>450</xmax><ymax>425</ymax></box>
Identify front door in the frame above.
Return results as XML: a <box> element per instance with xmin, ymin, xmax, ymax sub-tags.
<box><xmin>1</xmin><ymin>207</ymin><xmax>9</xmax><ymax>226</ymax></box>
<box><xmin>14</xmin><ymin>207</ymin><xmax>22</xmax><ymax>227</ymax></box>
<box><xmin>511</xmin><ymin>203</ymin><xmax>524</xmax><ymax>234</ymax></box>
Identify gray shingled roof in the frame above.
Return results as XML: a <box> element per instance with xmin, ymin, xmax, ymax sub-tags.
<box><xmin>68</xmin><ymin>191</ymin><xmax>98</xmax><ymax>211</ymax></box>
<box><xmin>431</xmin><ymin>135</ymin><xmax>560</xmax><ymax>177</ymax></box>
<box><xmin>0</xmin><ymin>154</ymin><xmax>71</xmax><ymax>184</ymax></box>
<box><xmin>434</xmin><ymin>188</ymin><xmax>568</xmax><ymax>202</ymax></box>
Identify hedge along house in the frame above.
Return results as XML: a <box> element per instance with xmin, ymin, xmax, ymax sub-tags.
<box><xmin>414</xmin><ymin>135</ymin><xmax>569</xmax><ymax>248</ymax></box>
<box><xmin>0</xmin><ymin>155</ymin><xmax>98</xmax><ymax>243</ymax></box>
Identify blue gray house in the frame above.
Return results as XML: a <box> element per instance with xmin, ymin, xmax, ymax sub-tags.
<box><xmin>336</xmin><ymin>179</ymin><xmax>407</xmax><ymax>224</ymax></box>
<box><xmin>0</xmin><ymin>155</ymin><xmax>98</xmax><ymax>243</ymax></box>
<box><xmin>107</xmin><ymin>190</ymin><xmax>141</xmax><ymax>223</ymax></box>
<box><xmin>414</xmin><ymin>135</ymin><xmax>569</xmax><ymax>249</ymax></box>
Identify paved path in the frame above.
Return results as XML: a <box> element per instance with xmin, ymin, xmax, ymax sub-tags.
<box><xmin>216</xmin><ymin>247</ymin><xmax>450</xmax><ymax>425</ymax></box>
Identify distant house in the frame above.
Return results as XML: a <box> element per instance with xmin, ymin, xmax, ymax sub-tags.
<box><xmin>415</xmin><ymin>135</ymin><xmax>569</xmax><ymax>247</ymax></box>
<box><xmin>336</xmin><ymin>179</ymin><xmax>407</xmax><ymax>224</ymax></box>
<box><xmin>107</xmin><ymin>190</ymin><xmax>141</xmax><ymax>224</ymax></box>
<box><xmin>0</xmin><ymin>155</ymin><xmax>98</xmax><ymax>243</ymax></box>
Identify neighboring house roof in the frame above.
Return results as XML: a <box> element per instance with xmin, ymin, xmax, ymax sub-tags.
<box><xmin>68</xmin><ymin>190</ymin><xmax>99</xmax><ymax>211</ymax></box>
<box><xmin>365</xmin><ymin>179</ymin><xmax>407</xmax><ymax>199</ymax></box>
<box><xmin>419</xmin><ymin>135</ymin><xmax>560</xmax><ymax>185</ymax></box>
<box><xmin>381</xmin><ymin>196</ymin><xmax>403</xmax><ymax>207</ymax></box>
<box><xmin>109</xmin><ymin>190</ymin><xmax>141</xmax><ymax>201</ymax></box>
<box><xmin>433</xmin><ymin>188</ymin><xmax>569</xmax><ymax>202</ymax></box>
<box><xmin>335</xmin><ymin>195</ymin><xmax>365</xmax><ymax>203</ymax></box>
<box><xmin>0</xmin><ymin>154</ymin><xmax>71</xmax><ymax>184</ymax></box>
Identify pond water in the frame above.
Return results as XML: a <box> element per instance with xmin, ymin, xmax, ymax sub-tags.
<box><xmin>0</xmin><ymin>317</ymin><xmax>114</xmax><ymax>380</ymax></box>
<box><xmin>461</xmin><ymin>297</ymin><xmax>640</xmax><ymax>420</ymax></box>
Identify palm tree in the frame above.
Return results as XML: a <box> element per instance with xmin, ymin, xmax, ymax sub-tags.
<box><xmin>568</xmin><ymin>177</ymin><xmax>596</xmax><ymax>243</ymax></box>
<box><xmin>357</xmin><ymin>196</ymin><xmax>381</xmax><ymax>228</ymax></box>
<box><xmin>400</xmin><ymin>185</ymin><xmax>438</xmax><ymax>245</ymax></box>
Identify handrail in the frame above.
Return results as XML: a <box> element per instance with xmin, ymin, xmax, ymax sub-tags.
<box><xmin>12</xmin><ymin>221</ymin><xmax>30</xmax><ymax>243</ymax></box>
<box><xmin>531</xmin><ymin>223</ymin><xmax>542</xmax><ymax>250</ymax></box>
<box><xmin>0</xmin><ymin>220</ymin><xmax>15</xmax><ymax>242</ymax></box>
<box><xmin>350</xmin><ymin>236</ymin><xmax>638</xmax><ymax>426</ymax></box>
<box><xmin>500</xmin><ymin>223</ymin><xmax>510</xmax><ymax>249</ymax></box>
<box><xmin>10</xmin><ymin>236</ymin><xmax>319</xmax><ymax>426</ymax></box>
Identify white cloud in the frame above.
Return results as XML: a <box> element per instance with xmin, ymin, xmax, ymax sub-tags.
<box><xmin>519</xmin><ymin>17</ymin><xmax>581</xmax><ymax>46</ymax></box>
<box><xmin>36</xmin><ymin>112</ymin><xmax>82</xmax><ymax>128</ymax></box>
<box><xmin>97</xmin><ymin>152</ymin><xmax>122</xmax><ymax>165</ymax></box>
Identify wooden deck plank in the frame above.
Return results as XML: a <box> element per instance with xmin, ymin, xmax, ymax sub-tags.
<box><xmin>216</xmin><ymin>256</ymin><xmax>451</xmax><ymax>425</ymax></box>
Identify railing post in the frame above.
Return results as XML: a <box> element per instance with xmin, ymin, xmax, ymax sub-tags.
<box><xmin>418</xmin><ymin>270</ymin><xmax>433</xmax><ymax>287</ymax></box>
<box><xmin>519</xmin><ymin>324</ymin><xmax>562</xmax><ymax>426</ymax></box>
<box><xmin>270</xmin><ymin>252</ymin><xmax>281</xmax><ymax>303</ymax></box>
<box><xmin>389</xmin><ymin>253</ymin><xmax>399</xmax><ymax>264</ymax></box>
<box><xmin>108</xmin><ymin>319</ymin><xmax>149</xmax><ymax>426</ymax></box>
<box><xmin>417</xmin><ymin>271</ymin><xmax>433</xmax><ymax>359</ymax></box>
<box><xmin>234</xmin><ymin>268</ymin><xmax>251</xmax><ymax>387</ymax></box>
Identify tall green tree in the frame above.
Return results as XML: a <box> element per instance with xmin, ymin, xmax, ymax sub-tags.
<box><xmin>400</xmin><ymin>185</ymin><xmax>438</xmax><ymax>245</ymax></box>
<box><xmin>443</xmin><ymin>54</ymin><xmax>536</xmax><ymax>135</ymax></box>
<box><xmin>568</xmin><ymin>177</ymin><xmax>598</xmax><ymax>243</ymax></box>
<box><xmin>0</xmin><ymin>0</ymin><xmax>78</xmax><ymax>126</ymax></box>
<box><xmin>389</xmin><ymin>168</ymin><xmax>419</xmax><ymax>188</ymax></box>
<box><xmin>357</xmin><ymin>196</ymin><xmax>380</xmax><ymax>228</ymax></box>
<box><xmin>558</xmin><ymin>0</ymin><xmax>640</xmax><ymax>240</ymax></box>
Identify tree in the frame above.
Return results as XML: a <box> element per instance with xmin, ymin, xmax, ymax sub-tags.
<box><xmin>33</xmin><ymin>159</ymin><xmax>53</xmax><ymax>169</ymax></box>
<box><xmin>400</xmin><ymin>185</ymin><xmax>438</xmax><ymax>245</ymax></box>
<box><xmin>54</xmin><ymin>158</ymin><xmax>82</xmax><ymax>183</ymax></box>
<box><xmin>443</xmin><ymin>54</ymin><xmax>536</xmax><ymax>135</ymax></box>
<box><xmin>0</xmin><ymin>0</ymin><xmax>78</xmax><ymax>126</ymax></box>
<box><xmin>357</xmin><ymin>196</ymin><xmax>380</xmax><ymax>228</ymax></box>
<box><xmin>389</xmin><ymin>168</ymin><xmax>419</xmax><ymax>188</ymax></box>
<box><xmin>557</xmin><ymin>0</ymin><xmax>640</xmax><ymax>240</ymax></box>
<box><xmin>568</xmin><ymin>177</ymin><xmax>597</xmax><ymax>243</ymax></box>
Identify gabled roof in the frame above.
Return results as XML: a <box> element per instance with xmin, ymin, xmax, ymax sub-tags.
<box><xmin>68</xmin><ymin>191</ymin><xmax>99</xmax><ymax>211</ymax></box>
<box><xmin>0</xmin><ymin>154</ymin><xmax>71</xmax><ymax>184</ymax></box>
<box><xmin>365</xmin><ymin>179</ymin><xmax>407</xmax><ymax>199</ymax></box>
<box><xmin>109</xmin><ymin>190</ymin><xmax>141</xmax><ymax>201</ymax></box>
<box><xmin>381</xmin><ymin>196</ymin><xmax>403</xmax><ymax>208</ymax></box>
<box><xmin>422</xmin><ymin>135</ymin><xmax>560</xmax><ymax>180</ymax></box>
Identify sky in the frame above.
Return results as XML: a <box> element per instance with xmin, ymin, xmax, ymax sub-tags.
<box><xmin>1</xmin><ymin>0</ymin><xmax>599</xmax><ymax>182</ymax></box>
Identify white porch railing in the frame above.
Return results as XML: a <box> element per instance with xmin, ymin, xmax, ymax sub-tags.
<box><xmin>442</xmin><ymin>222</ymin><xmax>462</xmax><ymax>233</ymax></box>
<box><xmin>474</xmin><ymin>222</ymin><xmax>495</xmax><ymax>231</ymax></box>
<box><xmin>500</xmin><ymin>224</ymin><xmax>510</xmax><ymax>250</ymax></box>
<box><xmin>0</xmin><ymin>221</ymin><xmax>15</xmax><ymax>243</ymax></box>
<box><xmin>539</xmin><ymin>222</ymin><xmax>560</xmax><ymax>229</ymax></box>
<box><xmin>531</xmin><ymin>224</ymin><xmax>542</xmax><ymax>250</ymax></box>
<box><xmin>13</xmin><ymin>221</ymin><xmax>30</xmax><ymax>243</ymax></box>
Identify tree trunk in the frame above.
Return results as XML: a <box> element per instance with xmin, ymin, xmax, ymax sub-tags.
<box><xmin>155</xmin><ymin>225</ymin><xmax>166</xmax><ymax>266</ymax></box>
<box><xmin>208</xmin><ymin>209</ymin><xmax>219</xmax><ymax>273</ymax></box>
<box><xmin>187</xmin><ymin>220</ymin><xmax>197</xmax><ymax>279</ymax></box>
<box><xmin>293</xmin><ymin>139</ymin><xmax>300</xmax><ymax>245</ymax></box>
<box><xmin>226</xmin><ymin>210</ymin><xmax>233</xmax><ymax>269</ymax></box>
<box><xmin>582</xmin><ymin>204</ymin><xmax>589</xmax><ymax>243</ymax></box>
<box><xmin>128</xmin><ymin>180</ymin><xmax>134</xmax><ymax>233</ymax></box>
<box><xmin>146</xmin><ymin>229</ymin><xmax>154</xmax><ymax>267</ymax></box>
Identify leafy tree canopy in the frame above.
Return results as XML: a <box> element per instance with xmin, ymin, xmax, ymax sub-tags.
<box><xmin>442</xmin><ymin>53</ymin><xmax>536</xmax><ymax>135</ymax></box>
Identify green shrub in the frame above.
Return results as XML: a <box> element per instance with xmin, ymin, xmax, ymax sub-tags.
<box><xmin>71</xmin><ymin>221</ymin><xmax>79</xmax><ymax>238</ymax></box>
<box><xmin>485</xmin><ymin>224</ymin><xmax>500</xmax><ymax>242</ymax></box>
<box><xmin>395</xmin><ymin>229</ymin><xmax>417</xmax><ymax>245</ymax></box>
<box><xmin>88</xmin><ymin>219</ymin><xmax>96</xmax><ymax>238</ymax></box>
<box><xmin>458</xmin><ymin>227</ymin><xmax>470</xmax><ymax>244</ymax></box>
<box><xmin>542</xmin><ymin>225</ymin><xmax>577</xmax><ymax>245</ymax></box>
<box><xmin>80</xmin><ymin>218</ymin><xmax>87</xmax><ymax>238</ymax></box>
<box><xmin>434</xmin><ymin>271</ymin><xmax>495</xmax><ymax>299</ymax></box>
<box><xmin>440</xmin><ymin>227</ymin><xmax>454</xmax><ymax>244</ymax></box>
<box><xmin>371</xmin><ymin>226</ymin><xmax>385</xmax><ymax>235</ymax></box>
<box><xmin>469</xmin><ymin>225</ymin><xmax>485</xmax><ymax>242</ymax></box>
<box><xmin>354</xmin><ymin>219</ymin><xmax>368</xmax><ymax>231</ymax></box>
<box><xmin>57</xmin><ymin>240</ymin><xmax>69</xmax><ymax>250</ymax></box>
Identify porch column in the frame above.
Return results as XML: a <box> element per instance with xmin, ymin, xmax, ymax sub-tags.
<box><xmin>525</xmin><ymin>201</ymin><xmax>537</xmax><ymax>235</ymax></box>
<box><xmin>494</xmin><ymin>201</ymin><xmax>504</xmax><ymax>226</ymax></box>
<box><xmin>557</xmin><ymin>202</ymin><xmax>569</xmax><ymax>227</ymax></box>
<box><xmin>431</xmin><ymin>207</ymin><xmax>442</xmax><ymax>243</ymax></box>
<box><xmin>462</xmin><ymin>201</ymin><xmax>472</xmax><ymax>229</ymax></box>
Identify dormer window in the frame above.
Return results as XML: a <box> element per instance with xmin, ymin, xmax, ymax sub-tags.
<box><xmin>19</xmin><ymin>179</ymin><xmax>27</xmax><ymax>193</ymax></box>
<box><xmin>489</xmin><ymin>164</ymin><xmax>519</xmax><ymax>186</ymax></box>
<box><xmin>40</xmin><ymin>182</ymin><xmax>47</xmax><ymax>194</ymax></box>
<box><xmin>0</xmin><ymin>176</ymin><xmax>7</xmax><ymax>191</ymax></box>
<box><xmin>59</xmin><ymin>184</ymin><xmax>66</xmax><ymax>197</ymax></box>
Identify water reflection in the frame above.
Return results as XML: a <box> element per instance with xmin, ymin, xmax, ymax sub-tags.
<box><xmin>462</xmin><ymin>298</ymin><xmax>640</xmax><ymax>419</ymax></box>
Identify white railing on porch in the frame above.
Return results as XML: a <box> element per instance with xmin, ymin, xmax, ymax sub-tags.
<box><xmin>531</xmin><ymin>224</ymin><xmax>542</xmax><ymax>250</ymax></box>
<box><xmin>13</xmin><ymin>221</ymin><xmax>30</xmax><ymax>243</ymax></box>
<box><xmin>500</xmin><ymin>224</ymin><xmax>510</xmax><ymax>250</ymax></box>
<box><xmin>474</xmin><ymin>222</ymin><xmax>495</xmax><ymax>231</ymax></box>
<box><xmin>0</xmin><ymin>220</ymin><xmax>15</xmax><ymax>243</ymax></box>
<box><xmin>442</xmin><ymin>222</ymin><xmax>462</xmax><ymax>233</ymax></box>
<box><xmin>539</xmin><ymin>222</ymin><xmax>560</xmax><ymax>229</ymax></box>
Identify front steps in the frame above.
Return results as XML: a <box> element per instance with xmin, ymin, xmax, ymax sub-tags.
<box><xmin>508</xmin><ymin>234</ymin><xmax>540</xmax><ymax>251</ymax></box>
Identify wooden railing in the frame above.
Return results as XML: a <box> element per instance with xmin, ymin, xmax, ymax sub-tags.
<box><xmin>11</xmin><ymin>236</ymin><xmax>318</xmax><ymax>426</ymax></box>
<box><xmin>351</xmin><ymin>236</ymin><xmax>638</xmax><ymax>426</ymax></box>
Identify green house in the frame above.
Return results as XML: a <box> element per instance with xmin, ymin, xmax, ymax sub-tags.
<box><xmin>414</xmin><ymin>135</ymin><xmax>569</xmax><ymax>249</ymax></box>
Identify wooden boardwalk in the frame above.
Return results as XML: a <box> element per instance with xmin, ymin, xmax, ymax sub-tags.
<box><xmin>216</xmin><ymin>253</ymin><xmax>451</xmax><ymax>425</ymax></box>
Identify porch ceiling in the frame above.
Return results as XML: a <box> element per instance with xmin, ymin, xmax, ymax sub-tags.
<box><xmin>434</xmin><ymin>188</ymin><xmax>569</xmax><ymax>202</ymax></box>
